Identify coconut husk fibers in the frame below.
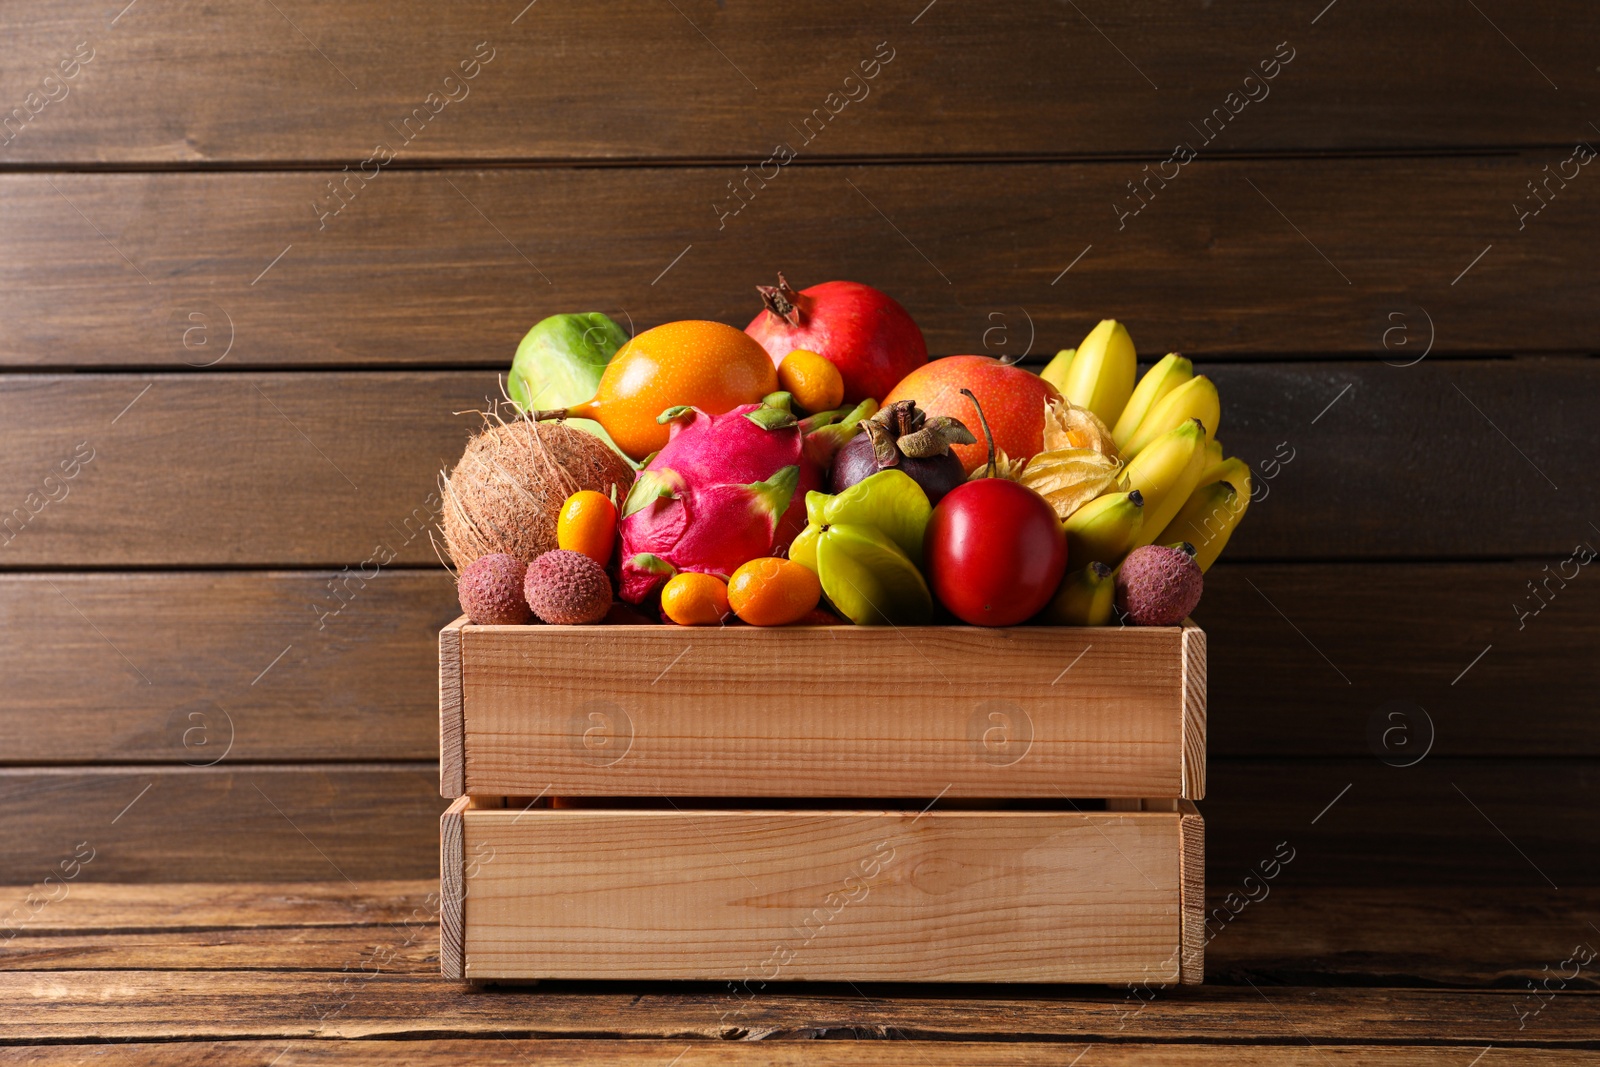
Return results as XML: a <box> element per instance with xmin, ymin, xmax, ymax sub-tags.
<box><xmin>440</xmin><ymin>414</ymin><xmax>633</xmax><ymax>573</ymax></box>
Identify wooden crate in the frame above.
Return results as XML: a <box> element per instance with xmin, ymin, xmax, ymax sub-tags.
<box><xmin>440</xmin><ymin>619</ymin><xmax>1206</xmax><ymax>800</ymax></box>
<box><xmin>440</xmin><ymin>797</ymin><xmax>1204</xmax><ymax>985</ymax></box>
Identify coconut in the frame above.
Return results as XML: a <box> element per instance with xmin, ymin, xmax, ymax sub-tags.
<box><xmin>440</xmin><ymin>413</ymin><xmax>633</xmax><ymax>572</ymax></box>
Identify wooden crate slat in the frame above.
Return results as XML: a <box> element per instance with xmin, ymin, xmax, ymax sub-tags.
<box><xmin>439</xmin><ymin>618</ymin><xmax>466</xmax><ymax>798</ymax></box>
<box><xmin>1179</xmin><ymin>800</ymin><xmax>1205</xmax><ymax>985</ymax></box>
<box><xmin>1181</xmin><ymin>625</ymin><xmax>1207</xmax><ymax>800</ymax></box>
<box><xmin>438</xmin><ymin>797</ymin><xmax>467</xmax><ymax>982</ymax></box>
<box><xmin>452</xmin><ymin>622</ymin><xmax>1199</xmax><ymax>800</ymax></box>
<box><xmin>457</xmin><ymin>805</ymin><xmax>1192</xmax><ymax>983</ymax></box>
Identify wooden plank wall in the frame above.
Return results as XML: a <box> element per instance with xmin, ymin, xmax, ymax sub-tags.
<box><xmin>3</xmin><ymin>0</ymin><xmax>1596</xmax><ymax>887</ymax></box>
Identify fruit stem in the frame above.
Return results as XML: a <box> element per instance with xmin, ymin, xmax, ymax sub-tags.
<box><xmin>960</xmin><ymin>387</ymin><xmax>997</xmax><ymax>479</ymax></box>
<box><xmin>756</xmin><ymin>271</ymin><xmax>810</xmax><ymax>327</ymax></box>
<box><xmin>534</xmin><ymin>399</ymin><xmax>597</xmax><ymax>423</ymax></box>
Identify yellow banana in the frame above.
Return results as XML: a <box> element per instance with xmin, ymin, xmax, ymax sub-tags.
<box><xmin>1123</xmin><ymin>375</ymin><xmax>1220</xmax><ymax>457</ymax></box>
<box><xmin>1124</xmin><ymin>418</ymin><xmax>1209</xmax><ymax>546</ymax></box>
<box><xmin>1201</xmin><ymin>456</ymin><xmax>1252</xmax><ymax>499</ymax></box>
<box><xmin>1064</xmin><ymin>489</ymin><xmax>1144</xmax><ymax>568</ymax></box>
<box><xmin>1060</xmin><ymin>319</ymin><xmax>1136</xmax><ymax>427</ymax></box>
<box><xmin>1203</xmin><ymin>437</ymin><xmax>1223</xmax><ymax>471</ymax></box>
<box><xmin>1158</xmin><ymin>479</ymin><xmax>1246</xmax><ymax>572</ymax></box>
<box><xmin>1112</xmin><ymin>353</ymin><xmax>1192</xmax><ymax>448</ymax></box>
<box><xmin>1040</xmin><ymin>348</ymin><xmax>1075</xmax><ymax>394</ymax></box>
<box><xmin>1041</xmin><ymin>561</ymin><xmax>1115</xmax><ymax>625</ymax></box>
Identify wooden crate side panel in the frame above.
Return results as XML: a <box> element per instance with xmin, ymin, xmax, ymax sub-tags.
<box><xmin>459</xmin><ymin>626</ymin><xmax>1187</xmax><ymax>798</ymax></box>
<box><xmin>1179</xmin><ymin>802</ymin><xmax>1205</xmax><ymax>985</ymax></box>
<box><xmin>439</xmin><ymin>797</ymin><xmax>468</xmax><ymax>981</ymax></box>
<box><xmin>459</xmin><ymin>808</ymin><xmax>1184</xmax><ymax>983</ymax></box>
<box><xmin>1181</xmin><ymin>623</ymin><xmax>1207</xmax><ymax>800</ymax></box>
<box><xmin>439</xmin><ymin>617</ymin><xmax>465</xmax><ymax>799</ymax></box>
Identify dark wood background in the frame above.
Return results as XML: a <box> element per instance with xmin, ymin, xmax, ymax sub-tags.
<box><xmin>2</xmin><ymin>0</ymin><xmax>1595</xmax><ymax>891</ymax></box>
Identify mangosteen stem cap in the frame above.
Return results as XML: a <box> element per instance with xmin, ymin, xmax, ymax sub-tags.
<box><xmin>864</xmin><ymin>400</ymin><xmax>974</xmax><ymax>463</ymax></box>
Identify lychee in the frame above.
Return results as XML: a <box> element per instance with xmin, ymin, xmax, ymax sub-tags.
<box><xmin>1115</xmin><ymin>545</ymin><xmax>1203</xmax><ymax>626</ymax></box>
<box><xmin>525</xmin><ymin>549</ymin><xmax>612</xmax><ymax>625</ymax></box>
<box><xmin>458</xmin><ymin>553</ymin><xmax>532</xmax><ymax>625</ymax></box>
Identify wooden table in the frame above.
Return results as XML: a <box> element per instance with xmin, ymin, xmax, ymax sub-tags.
<box><xmin>4</xmin><ymin>881</ymin><xmax>1597</xmax><ymax>1063</ymax></box>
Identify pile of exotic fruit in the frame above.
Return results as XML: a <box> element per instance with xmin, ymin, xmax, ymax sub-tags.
<box><xmin>442</xmin><ymin>275</ymin><xmax>1247</xmax><ymax>629</ymax></box>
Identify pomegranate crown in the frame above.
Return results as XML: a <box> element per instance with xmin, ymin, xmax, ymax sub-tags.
<box><xmin>756</xmin><ymin>271</ymin><xmax>809</xmax><ymax>327</ymax></box>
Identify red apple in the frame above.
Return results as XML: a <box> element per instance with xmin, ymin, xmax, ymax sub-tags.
<box><xmin>882</xmin><ymin>356</ymin><xmax>1059</xmax><ymax>473</ymax></box>
<box><xmin>926</xmin><ymin>477</ymin><xmax>1067</xmax><ymax>627</ymax></box>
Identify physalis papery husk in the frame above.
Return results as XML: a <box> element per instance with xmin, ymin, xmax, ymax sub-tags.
<box><xmin>1019</xmin><ymin>447</ymin><xmax>1126</xmax><ymax>521</ymax></box>
<box><xmin>1042</xmin><ymin>396</ymin><xmax>1121</xmax><ymax>460</ymax></box>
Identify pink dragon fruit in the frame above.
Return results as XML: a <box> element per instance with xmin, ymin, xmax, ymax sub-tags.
<box><xmin>618</xmin><ymin>394</ymin><xmax>824</xmax><ymax>604</ymax></box>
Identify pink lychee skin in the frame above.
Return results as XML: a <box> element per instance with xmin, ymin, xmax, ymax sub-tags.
<box><xmin>458</xmin><ymin>553</ymin><xmax>531</xmax><ymax>625</ymax></box>
<box><xmin>1115</xmin><ymin>545</ymin><xmax>1203</xmax><ymax>626</ymax></box>
<box><xmin>618</xmin><ymin>402</ymin><xmax>821</xmax><ymax>603</ymax></box>
<box><xmin>524</xmin><ymin>549</ymin><xmax>612</xmax><ymax>625</ymax></box>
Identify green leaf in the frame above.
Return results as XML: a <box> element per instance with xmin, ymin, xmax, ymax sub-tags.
<box><xmin>627</xmin><ymin>553</ymin><xmax>677</xmax><ymax>577</ymax></box>
<box><xmin>743</xmin><ymin>405</ymin><xmax>800</xmax><ymax>431</ymax></box>
<box><xmin>746</xmin><ymin>465</ymin><xmax>800</xmax><ymax>524</ymax></box>
<box><xmin>621</xmin><ymin>468</ymin><xmax>682</xmax><ymax>518</ymax></box>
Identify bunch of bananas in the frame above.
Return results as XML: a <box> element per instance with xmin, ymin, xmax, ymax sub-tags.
<box><xmin>1037</xmin><ymin>320</ymin><xmax>1250</xmax><ymax>624</ymax></box>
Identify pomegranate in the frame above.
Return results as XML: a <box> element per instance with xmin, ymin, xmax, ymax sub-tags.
<box><xmin>745</xmin><ymin>273</ymin><xmax>928</xmax><ymax>404</ymax></box>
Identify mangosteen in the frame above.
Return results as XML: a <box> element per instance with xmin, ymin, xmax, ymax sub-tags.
<box><xmin>829</xmin><ymin>400</ymin><xmax>975</xmax><ymax>504</ymax></box>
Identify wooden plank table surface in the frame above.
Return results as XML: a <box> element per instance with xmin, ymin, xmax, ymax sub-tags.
<box><xmin>3</xmin><ymin>881</ymin><xmax>1597</xmax><ymax>1063</ymax></box>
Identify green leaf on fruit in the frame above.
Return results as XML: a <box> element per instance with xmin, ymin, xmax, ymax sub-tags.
<box><xmin>746</xmin><ymin>465</ymin><xmax>800</xmax><ymax>524</ymax></box>
<box><xmin>621</xmin><ymin>468</ymin><xmax>683</xmax><ymax>519</ymax></box>
<box><xmin>743</xmin><ymin>405</ymin><xmax>800</xmax><ymax>431</ymax></box>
